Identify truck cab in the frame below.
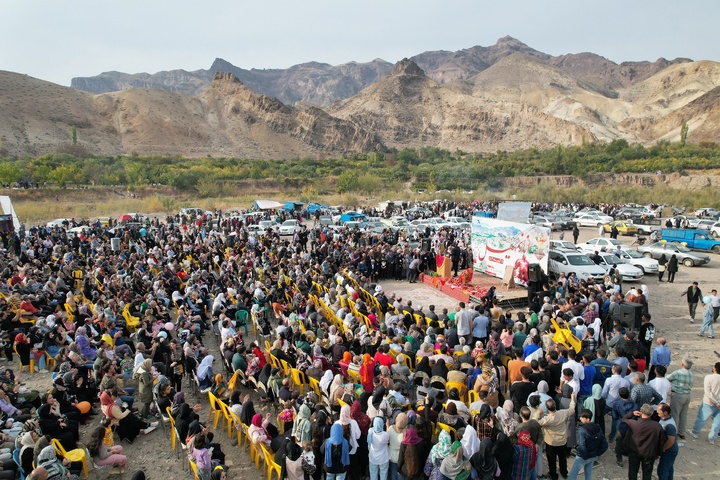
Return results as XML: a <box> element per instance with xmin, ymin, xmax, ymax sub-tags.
<box><xmin>661</xmin><ymin>228</ymin><xmax>720</xmax><ymax>254</ymax></box>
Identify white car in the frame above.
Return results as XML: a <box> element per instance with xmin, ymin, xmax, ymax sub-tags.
<box><xmin>575</xmin><ymin>237</ymin><xmax>625</xmax><ymax>254</ymax></box>
<box><xmin>548</xmin><ymin>250</ymin><xmax>606</xmax><ymax>282</ymax></box>
<box><xmin>550</xmin><ymin>240</ymin><xmax>579</xmax><ymax>251</ymax></box>
<box><xmin>445</xmin><ymin>217</ymin><xmax>471</xmax><ymax>229</ymax></box>
<box><xmin>710</xmin><ymin>222</ymin><xmax>720</xmax><ymax>238</ymax></box>
<box><xmin>278</xmin><ymin>220</ymin><xmax>303</xmax><ymax>235</ymax></box>
<box><xmin>616</xmin><ymin>246</ymin><xmax>659</xmax><ymax>274</ymax></box>
<box><xmin>46</xmin><ymin>218</ymin><xmax>73</xmax><ymax>228</ymax></box>
<box><xmin>588</xmin><ymin>252</ymin><xmax>644</xmax><ymax>282</ymax></box>
<box><xmin>573</xmin><ymin>213</ymin><xmax>614</xmax><ymax>227</ymax></box>
<box><xmin>695</xmin><ymin>219</ymin><xmax>716</xmax><ymax>231</ymax></box>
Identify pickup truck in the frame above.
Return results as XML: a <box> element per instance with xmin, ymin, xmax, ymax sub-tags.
<box><xmin>661</xmin><ymin>228</ymin><xmax>720</xmax><ymax>254</ymax></box>
<box><xmin>632</xmin><ymin>218</ymin><xmax>662</xmax><ymax>235</ymax></box>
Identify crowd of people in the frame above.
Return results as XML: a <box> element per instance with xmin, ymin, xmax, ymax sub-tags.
<box><xmin>0</xmin><ymin>206</ymin><xmax>716</xmax><ymax>480</ymax></box>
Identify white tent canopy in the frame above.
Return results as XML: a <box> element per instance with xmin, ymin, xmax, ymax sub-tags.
<box><xmin>0</xmin><ymin>196</ymin><xmax>20</xmax><ymax>230</ymax></box>
<box><xmin>253</xmin><ymin>200</ymin><xmax>283</xmax><ymax>210</ymax></box>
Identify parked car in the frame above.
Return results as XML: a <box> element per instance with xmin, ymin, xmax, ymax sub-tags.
<box><xmin>549</xmin><ymin>240</ymin><xmax>579</xmax><ymax>251</ymax></box>
<box><xmin>278</xmin><ymin>220</ymin><xmax>303</xmax><ymax>235</ymax></box>
<box><xmin>548</xmin><ymin>250</ymin><xmax>606</xmax><ymax>282</ymax></box>
<box><xmin>616</xmin><ymin>246</ymin><xmax>660</xmax><ymax>274</ymax></box>
<box><xmin>637</xmin><ymin>242</ymin><xmax>711</xmax><ymax>267</ymax></box>
<box><xmin>695</xmin><ymin>219</ymin><xmax>716</xmax><ymax>231</ymax></box>
<box><xmin>530</xmin><ymin>216</ymin><xmax>560</xmax><ymax>231</ymax></box>
<box><xmin>587</xmin><ymin>252</ymin><xmax>644</xmax><ymax>282</ymax></box>
<box><xmin>632</xmin><ymin>218</ymin><xmax>663</xmax><ymax>235</ymax></box>
<box><xmin>694</xmin><ymin>208</ymin><xmax>720</xmax><ymax>218</ymax></box>
<box><xmin>602</xmin><ymin>221</ymin><xmax>638</xmax><ymax>236</ymax></box>
<box><xmin>573</xmin><ymin>212</ymin><xmax>614</xmax><ymax>227</ymax></box>
<box><xmin>575</xmin><ymin>237</ymin><xmax>625</xmax><ymax>254</ymax></box>
<box><xmin>46</xmin><ymin>218</ymin><xmax>73</xmax><ymax>228</ymax></box>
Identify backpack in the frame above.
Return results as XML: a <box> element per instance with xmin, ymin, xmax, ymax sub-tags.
<box><xmin>582</xmin><ymin>426</ymin><xmax>609</xmax><ymax>459</ymax></box>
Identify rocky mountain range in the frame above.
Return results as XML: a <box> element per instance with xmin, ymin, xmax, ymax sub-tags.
<box><xmin>2</xmin><ymin>36</ymin><xmax>720</xmax><ymax>159</ymax></box>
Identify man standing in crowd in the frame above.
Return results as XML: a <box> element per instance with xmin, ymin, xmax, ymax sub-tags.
<box><xmin>649</xmin><ymin>337</ymin><xmax>671</xmax><ymax>382</ymax></box>
<box><xmin>567</xmin><ymin>409</ymin><xmax>608</xmax><ymax>480</ymax></box>
<box><xmin>538</xmin><ymin>395</ymin><xmax>576</xmax><ymax>480</ymax></box>
<box><xmin>688</xmin><ymin>361</ymin><xmax>720</xmax><ymax>445</ymax></box>
<box><xmin>657</xmin><ymin>403</ymin><xmax>679</xmax><ymax>480</ymax></box>
<box><xmin>622</xmin><ymin>403</ymin><xmax>665</xmax><ymax>480</ymax></box>
<box><xmin>681</xmin><ymin>281</ymin><xmax>702</xmax><ymax>323</ymax></box>
<box><xmin>667</xmin><ymin>358</ymin><xmax>694</xmax><ymax>439</ymax></box>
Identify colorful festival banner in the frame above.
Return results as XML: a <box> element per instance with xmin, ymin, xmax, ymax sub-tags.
<box><xmin>471</xmin><ymin>216</ymin><xmax>550</xmax><ymax>286</ymax></box>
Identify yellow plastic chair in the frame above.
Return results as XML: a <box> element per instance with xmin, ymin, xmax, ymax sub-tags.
<box><xmin>261</xmin><ymin>443</ymin><xmax>282</xmax><ymax>480</ymax></box>
<box><xmin>337</xmin><ymin>398</ymin><xmax>350</xmax><ymax>411</ymax></box>
<box><xmin>219</xmin><ymin>401</ymin><xmax>234</xmax><ymax>439</ymax></box>
<box><xmin>445</xmin><ymin>381</ymin><xmax>468</xmax><ymax>403</ymax></box>
<box><xmin>278</xmin><ymin>359</ymin><xmax>290</xmax><ymax>378</ymax></box>
<box><xmin>436</xmin><ymin>422</ymin><xmax>458</xmax><ymax>442</ymax></box>
<box><xmin>307</xmin><ymin>376</ymin><xmax>322</xmax><ymax>399</ymax></box>
<box><xmin>166</xmin><ymin>407</ymin><xmax>178</xmax><ymax>450</ymax></box>
<box><xmin>228</xmin><ymin>409</ymin><xmax>244</xmax><ymax>446</ymax></box>
<box><xmin>207</xmin><ymin>392</ymin><xmax>226</xmax><ymax>430</ymax></box>
<box><xmin>289</xmin><ymin>368</ymin><xmax>307</xmax><ymax>394</ymax></box>
<box><xmin>467</xmin><ymin>390</ymin><xmax>479</xmax><ymax>408</ymax></box>
<box><xmin>51</xmin><ymin>439</ymin><xmax>89</xmax><ymax>478</ymax></box>
<box><xmin>227</xmin><ymin>369</ymin><xmax>241</xmax><ymax>393</ymax></box>
<box><xmin>189</xmin><ymin>460</ymin><xmax>199</xmax><ymax>480</ymax></box>
<box><xmin>246</xmin><ymin>431</ymin><xmax>261</xmax><ymax>470</ymax></box>
<box><xmin>13</xmin><ymin>344</ymin><xmax>35</xmax><ymax>374</ymax></box>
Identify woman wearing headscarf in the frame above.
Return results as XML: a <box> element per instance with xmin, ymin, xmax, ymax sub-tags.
<box><xmin>388</xmin><ymin>412</ymin><xmax>407</xmax><ymax>480</ymax></box>
<box><xmin>174</xmin><ymin>403</ymin><xmax>199</xmax><ymax>442</ymax></box>
<box><xmin>329</xmin><ymin>374</ymin><xmax>345</xmax><ymax>410</ymax></box>
<box><xmin>100</xmin><ymin>391</ymin><xmax>155</xmax><ymax>444</ymax></box>
<box><xmin>75</xmin><ymin>327</ymin><xmax>97</xmax><ymax>361</ymax></box>
<box><xmin>37</xmin><ymin>445</ymin><xmax>75</xmax><ymax>480</ymax></box>
<box><xmin>37</xmin><ymin>402</ymin><xmax>77</xmax><ymax>451</ymax></box>
<box><xmin>368</xmin><ymin>416</ymin><xmax>390</xmax><ymax>480</ymax></box>
<box><xmin>583</xmin><ymin>384</ymin><xmax>606</xmax><ymax>434</ymax></box>
<box><xmin>527</xmin><ymin>380</ymin><xmax>552</xmax><ymax>414</ymax></box>
<box><xmin>292</xmin><ymin>403</ymin><xmax>313</xmax><ymax>443</ymax></box>
<box><xmin>424</xmin><ymin>429</ymin><xmax>452</xmax><ymax>480</ymax></box>
<box><xmin>248</xmin><ymin>413</ymin><xmax>272</xmax><ymax>447</ymax></box>
<box><xmin>324</xmin><ymin>423</ymin><xmax>350</xmax><ymax>479</ymax></box>
<box><xmin>431</xmin><ymin>358</ymin><xmax>448</xmax><ymax>381</ymax></box>
<box><xmin>512</xmin><ymin>431</ymin><xmax>537</xmax><ymax>480</ymax></box>
<box><xmin>469</xmin><ymin>438</ymin><xmax>497</xmax><ymax>480</ymax></box>
<box><xmin>398</xmin><ymin>427</ymin><xmax>427</xmax><ymax>480</ymax></box>
<box><xmin>495</xmin><ymin>400</ymin><xmax>520</xmax><ymax>438</ymax></box>
<box><xmin>415</xmin><ymin>356</ymin><xmax>432</xmax><ymax>378</ymax></box>
<box><xmin>350</xmin><ymin>400</ymin><xmax>371</xmax><ymax>477</ymax></box>
<box><xmin>438</xmin><ymin>440</ymin><xmax>471</xmax><ymax>480</ymax></box>
<box><xmin>239</xmin><ymin>398</ymin><xmax>256</xmax><ymax>427</ymax></box>
<box><xmin>135</xmin><ymin>358</ymin><xmax>154</xmax><ymax>419</ymax></box>
<box><xmin>19</xmin><ymin>430</ymin><xmax>40</xmax><ymax>475</ymax></box>
<box><xmin>339</xmin><ymin>351</ymin><xmax>353</xmax><ymax>379</ymax></box>
<box><xmin>438</xmin><ymin>402</ymin><xmax>466</xmax><ymax>430</ymax></box>
<box><xmin>359</xmin><ymin>353</ymin><xmax>376</xmax><ymax>394</ymax></box>
<box><xmin>558</xmin><ymin>383</ymin><xmax>577</xmax><ymax>449</ymax></box>
<box><xmin>319</xmin><ymin>370</ymin><xmax>334</xmax><ymax>398</ymax></box>
<box><xmin>461</xmin><ymin>425</ymin><xmax>481</xmax><ymax>459</ymax></box>
<box><xmin>493</xmin><ymin>433</ymin><xmax>515</xmax><ymax>480</ymax></box>
<box><xmin>275</xmin><ymin>434</ymin><xmax>305</xmax><ymax>480</ymax></box>
<box><xmin>196</xmin><ymin>355</ymin><xmax>215</xmax><ymax>390</ymax></box>
<box><xmin>473</xmin><ymin>404</ymin><xmax>494</xmax><ymax>441</ymax></box>
<box><xmin>311</xmin><ymin>410</ymin><xmax>331</xmax><ymax>480</ymax></box>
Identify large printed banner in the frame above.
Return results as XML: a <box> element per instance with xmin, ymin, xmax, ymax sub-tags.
<box><xmin>496</xmin><ymin>201</ymin><xmax>533</xmax><ymax>224</ymax></box>
<box><xmin>471</xmin><ymin>216</ymin><xmax>550</xmax><ymax>286</ymax></box>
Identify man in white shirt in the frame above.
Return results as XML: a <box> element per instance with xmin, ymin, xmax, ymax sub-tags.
<box><xmin>711</xmin><ymin>289</ymin><xmax>720</xmax><ymax>323</ymax></box>
<box><xmin>564</xmin><ymin>349</ymin><xmax>585</xmax><ymax>381</ymax></box>
<box><xmin>456</xmin><ymin>302</ymin><xmax>472</xmax><ymax>343</ymax></box>
<box><xmin>602</xmin><ymin>364</ymin><xmax>631</xmax><ymax>408</ymax></box>
<box><xmin>648</xmin><ymin>365</ymin><xmax>671</xmax><ymax>404</ymax></box>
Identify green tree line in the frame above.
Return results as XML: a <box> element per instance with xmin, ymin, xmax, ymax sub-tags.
<box><xmin>1</xmin><ymin>139</ymin><xmax>719</xmax><ymax>193</ymax></box>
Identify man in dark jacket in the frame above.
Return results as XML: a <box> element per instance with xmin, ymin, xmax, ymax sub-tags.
<box><xmin>681</xmin><ymin>281</ymin><xmax>702</xmax><ymax>323</ymax></box>
<box><xmin>567</xmin><ymin>409</ymin><xmax>608</xmax><ymax>480</ymax></box>
<box><xmin>622</xmin><ymin>403</ymin><xmax>666</xmax><ymax>480</ymax></box>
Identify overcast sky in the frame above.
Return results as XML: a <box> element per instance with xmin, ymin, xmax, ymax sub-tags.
<box><xmin>2</xmin><ymin>0</ymin><xmax>719</xmax><ymax>86</ymax></box>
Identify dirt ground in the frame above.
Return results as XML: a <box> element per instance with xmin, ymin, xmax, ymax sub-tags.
<box><xmin>18</xmin><ymin>224</ymin><xmax>720</xmax><ymax>480</ymax></box>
